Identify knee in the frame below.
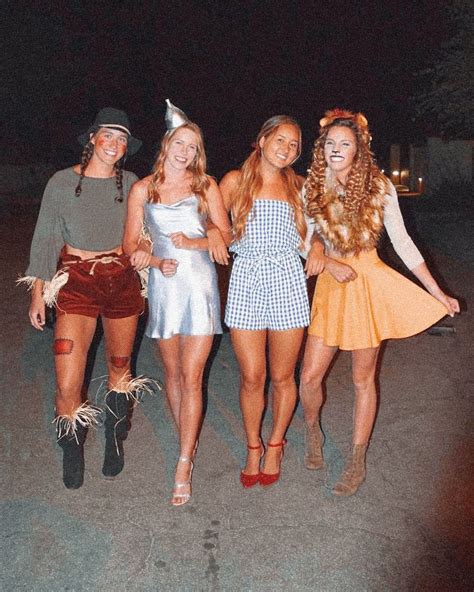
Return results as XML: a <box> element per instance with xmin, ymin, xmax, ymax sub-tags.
<box><xmin>180</xmin><ymin>369</ymin><xmax>203</xmax><ymax>393</ymax></box>
<box><xmin>271</xmin><ymin>372</ymin><xmax>295</xmax><ymax>392</ymax></box>
<box><xmin>299</xmin><ymin>364</ymin><xmax>323</xmax><ymax>389</ymax></box>
<box><xmin>352</xmin><ymin>372</ymin><xmax>375</xmax><ymax>393</ymax></box>
<box><xmin>108</xmin><ymin>355</ymin><xmax>131</xmax><ymax>382</ymax></box>
<box><xmin>109</xmin><ymin>355</ymin><xmax>131</xmax><ymax>370</ymax></box>
<box><xmin>240</xmin><ymin>372</ymin><xmax>265</xmax><ymax>394</ymax></box>
<box><xmin>53</xmin><ymin>338</ymin><xmax>74</xmax><ymax>356</ymax></box>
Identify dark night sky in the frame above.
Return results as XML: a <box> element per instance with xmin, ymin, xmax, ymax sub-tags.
<box><xmin>2</xmin><ymin>0</ymin><xmax>451</xmax><ymax>177</ymax></box>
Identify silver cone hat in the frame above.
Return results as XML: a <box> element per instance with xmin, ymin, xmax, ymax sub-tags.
<box><xmin>165</xmin><ymin>99</ymin><xmax>190</xmax><ymax>131</ymax></box>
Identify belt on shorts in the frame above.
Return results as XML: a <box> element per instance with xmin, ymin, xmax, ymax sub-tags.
<box><xmin>60</xmin><ymin>254</ymin><xmax>125</xmax><ymax>276</ymax></box>
<box><xmin>236</xmin><ymin>250</ymin><xmax>296</xmax><ymax>272</ymax></box>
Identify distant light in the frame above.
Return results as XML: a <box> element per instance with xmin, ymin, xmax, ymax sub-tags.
<box><xmin>381</xmin><ymin>169</ymin><xmax>385</xmax><ymax>174</ymax></box>
<box><xmin>418</xmin><ymin>177</ymin><xmax>422</xmax><ymax>182</ymax></box>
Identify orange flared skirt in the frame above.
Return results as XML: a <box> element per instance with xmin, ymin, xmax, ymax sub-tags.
<box><xmin>308</xmin><ymin>249</ymin><xmax>447</xmax><ymax>350</ymax></box>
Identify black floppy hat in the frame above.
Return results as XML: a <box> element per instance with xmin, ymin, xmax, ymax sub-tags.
<box><xmin>77</xmin><ymin>107</ymin><xmax>143</xmax><ymax>156</ymax></box>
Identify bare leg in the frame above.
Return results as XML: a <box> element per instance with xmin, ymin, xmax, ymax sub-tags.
<box><xmin>54</xmin><ymin>314</ymin><xmax>98</xmax><ymax>415</ymax></box>
<box><xmin>102</xmin><ymin>314</ymin><xmax>139</xmax><ymax>390</ymax></box>
<box><xmin>299</xmin><ymin>335</ymin><xmax>338</xmax><ymax>470</ymax></box>
<box><xmin>177</xmin><ymin>335</ymin><xmax>213</xmax><ymax>456</ymax></box>
<box><xmin>332</xmin><ymin>346</ymin><xmax>380</xmax><ymax>496</ymax></box>
<box><xmin>100</xmin><ymin>315</ymin><xmax>141</xmax><ymax>477</ymax></box>
<box><xmin>262</xmin><ymin>327</ymin><xmax>305</xmax><ymax>475</ymax></box>
<box><xmin>53</xmin><ymin>313</ymin><xmax>99</xmax><ymax>488</ymax></box>
<box><xmin>351</xmin><ymin>346</ymin><xmax>380</xmax><ymax>445</ymax></box>
<box><xmin>299</xmin><ymin>335</ymin><xmax>338</xmax><ymax>426</ymax></box>
<box><xmin>160</xmin><ymin>334</ymin><xmax>213</xmax><ymax>505</ymax></box>
<box><xmin>157</xmin><ymin>335</ymin><xmax>181</xmax><ymax>427</ymax></box>
<box><xmin>230</xmin><ymin>328</ymin><xmax>267</xmax><ymax>476</ymax></box>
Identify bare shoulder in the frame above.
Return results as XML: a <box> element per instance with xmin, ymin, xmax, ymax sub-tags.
<box><xmin>220</xmin><ymin>169</ymin><xmax>241</xmax><ymax>190</ymax></box>
<box><xmin>129</xmin><ymin>175</ymin><xmax>151</xmax><ymax>202</ymax></box>
<box><xmin>205</xmin><ymin>175</ymin><xmax>219</xmax><ymax>191</ymax></box>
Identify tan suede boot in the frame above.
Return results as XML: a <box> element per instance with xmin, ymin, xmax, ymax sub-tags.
<box><xmin>332</xmin><ymin>443</ymin><xmax>367</xmax><ymax>496</ymax></box>
<box><xmin>304</xmin><ymin>423</ymin><xmax>325</xmax><ymax>470</ymax></box>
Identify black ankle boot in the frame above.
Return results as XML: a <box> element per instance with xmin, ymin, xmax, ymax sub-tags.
<box><xmin>102</xmin><ymin>391</ymin><xmax>131</xmax><ymax>478</ymax></box>
<box><xmin>57</xmin><ymin>424</ymin><xmax>87</xmax><ymax>489</ymax></box>
<box><xmin>54</xmin><ymin>402</ymin><xmax>100</xmax><ymax>490</ymax></box>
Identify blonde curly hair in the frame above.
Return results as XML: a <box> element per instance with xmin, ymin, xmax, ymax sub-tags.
<box><xmin>305</xmin><ymin>109</ymin><xmax>387</xmax><ymax>221</ymax></box>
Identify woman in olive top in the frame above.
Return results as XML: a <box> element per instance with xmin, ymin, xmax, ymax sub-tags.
<box><xmin>21</xmin><ymin>108</ymin><xmax>151</xmax><ymax>489</ymax></box>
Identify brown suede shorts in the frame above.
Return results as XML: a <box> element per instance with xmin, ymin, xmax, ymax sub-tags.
<box><xmin>56</xmin><ymin>251</ymin><xmax>144</xmax><ymax>319</ymax></box>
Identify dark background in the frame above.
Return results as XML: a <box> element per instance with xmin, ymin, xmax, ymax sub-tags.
<box><xmin>2</xmin><ymin>0</ymin><xmax>452</xmax><ymax>178</ymax></box>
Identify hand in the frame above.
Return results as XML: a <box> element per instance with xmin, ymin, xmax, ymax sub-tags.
<box><xmin>159</xmin><ymin>258</ymin><xmax>179</xmax><ymax>278</ymax></box>
<box><xmin>304</xmin><ymin>242</ymin><xmax>325</xmax><ymax>277</ymax></box>
<box><xmin>207</xmin><ymin>227</ymin><xmax>229</xmax><ymax>265</ymax></box>
<box><xmin>29</xmin><ymin>293</ymin><xmax>46</xmax><ymax>331</ymax></box>
<box><xmin>169</xmin><ymin>232</ymin><xmax>192</xmax><ymax>250</ymax></box>
<box><xmin>326</xmin><ymin>259</ymin><xmax>358</xmax><ymax>283</ymax></box>
<box><xmin>129</xmin><ymin>249</ymin><xmax>152</xmax><ymax>271</ymax></box>
<box><xmin>434</xmin><ymin>292</ymin><xmax>460</xmax><ymax>317</ymax></box>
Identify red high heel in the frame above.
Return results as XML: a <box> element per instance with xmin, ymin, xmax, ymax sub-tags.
<box><xmin>240</xmin><ymin>441</ymin><xmax>264</xmax><ymax>488</ymax></box>
<box><xmin>259</xmin><ymin>440</ymin><xmax>286</xmax><ymax>487</ymax></box>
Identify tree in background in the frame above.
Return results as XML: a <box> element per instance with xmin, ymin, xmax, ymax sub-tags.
<box><xmin>414</xmin><ymin>0</ymin><xmax>474</xmax><ymax>139</ymax></box>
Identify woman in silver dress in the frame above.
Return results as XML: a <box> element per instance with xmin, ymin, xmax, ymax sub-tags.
<box><xmin>123</xmin><ymin>101</ymin><xmax>231</xmax><ymax>505</ymax></box>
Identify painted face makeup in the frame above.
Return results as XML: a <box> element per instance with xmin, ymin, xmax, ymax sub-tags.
<box><xmin>324</xmin><ymin>126</ymin><xmax>357</xmax><ymax>183</ymax></box>
<box><xmin>91</xmin><ymin>127</ymin><xmax>128</xmax><ymax>166</ymax></box>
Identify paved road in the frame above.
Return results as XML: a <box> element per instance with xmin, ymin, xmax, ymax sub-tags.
<box><xmin>1</xmin><ymin>193</ymin><xmax>473</xmax><ymax>591</ymax></box>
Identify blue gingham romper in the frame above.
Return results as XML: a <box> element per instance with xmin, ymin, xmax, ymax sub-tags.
<box><xmin>225</xmin><ymin>199</ymin><xmax>310</xmax><ymax>330</ymax></box>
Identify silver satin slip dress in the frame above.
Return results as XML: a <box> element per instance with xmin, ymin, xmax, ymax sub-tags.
<box><xmin>145</xmin><ymin>195</ymin><xmax>222</xmax><ymax>339</ymax></box>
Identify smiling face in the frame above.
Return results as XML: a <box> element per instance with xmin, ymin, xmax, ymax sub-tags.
<box><xmin>259</xmin><ymin>123</ymin><xmax>300</xmax><ymax>169</ymax></box>
<box><xmin>324</xmin><ymin>125</ymin><xmax>358</xmax><ymax>182</ymax></box>
<box><xmin>165</xmin><ymin>126</ymin><xmax>199</xmax><ymax>171</ymax></box>
<box><xmin>90</xmin><ymin>127</ymin><xmax>128</xmax><ymax>166</ymax></box>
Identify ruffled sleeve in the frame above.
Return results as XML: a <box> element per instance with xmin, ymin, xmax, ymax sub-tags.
<box><xmin>25</xmin><ymin>173</ymin><xmax>65</xmax><ymax>281</ymax></box>
<box><xmin>383</xmin><ymin>180</ymin><xmax>424</xmax><ymax>270</ymax></box>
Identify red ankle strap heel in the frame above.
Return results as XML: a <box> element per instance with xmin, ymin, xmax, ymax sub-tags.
<box><xmin>240</xmin><ymin>441</ymin><xmax>264</xmax><ymax>489</ymax></box>
<box><xmin>259</xmin><ymin>440</ymin><xmax>286</xmax><ymax>487</ymax></box>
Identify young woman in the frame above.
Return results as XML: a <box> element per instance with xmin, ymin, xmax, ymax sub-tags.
<box><xmin>21</xmin><ymin>108</ymin><xmax>148</xmax><ymax>489</ymax></box>
<box><xmin>220</xmin><ymin>115</ymin><xmax>320</xmax><ymax>488</ymax></box>
<box><xmin>123</xmin><ymin>100</ymin><xmax>231</xmax><ymax>506</ymax></box>
<box><xmin>300</xmin><ymin>109</ymin><xmax>459</xmax><ymax>496</ymax></box>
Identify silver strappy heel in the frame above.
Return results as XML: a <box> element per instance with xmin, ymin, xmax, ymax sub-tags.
<box><xmin>171</xmin><ymin>456</ymin><xmax>194</xmax><ymax>506</ymax></box>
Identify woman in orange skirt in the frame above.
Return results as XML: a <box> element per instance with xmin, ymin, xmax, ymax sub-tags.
<box><xmin>300</xmin><ymin>109</ymin><xmax>459</xmax><ymax>496</ymax></box>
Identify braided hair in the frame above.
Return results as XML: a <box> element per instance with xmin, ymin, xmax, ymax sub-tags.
<box><xmin>113</xmin><ymin>157</ymin><xmax>125</xmax><ymax>202</ymax></box>
<box><xmin>75</xmin><ymin>141</ymin><xmax>94</xmax><ymax>197</ymax></box>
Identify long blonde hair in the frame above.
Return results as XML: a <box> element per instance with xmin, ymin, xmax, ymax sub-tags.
<box><xmin>305</xmin><ymin>110</ymin><xmax>388</xmax><ymax>221</ymax></box>
<box><xmin>231</xmin><ymin>116</ymin><xmax>306</xmax><ymax>242</ymax></box>
<box><xmin>148</xmin><ymin>122</ymin><xmax>210</xmax><ymax>212</ymax></box>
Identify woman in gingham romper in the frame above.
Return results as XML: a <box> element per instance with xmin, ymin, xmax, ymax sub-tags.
<box><xmin>220</xmin><ymin>115</ymin><xmax>322</xmax><ymax>488</ymax></box>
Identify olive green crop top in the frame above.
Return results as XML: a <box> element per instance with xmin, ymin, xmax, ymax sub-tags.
<box><xmin>26</xmin><ymin>167</ymin><xmax>138</xmax><ymax>281</ymax></box>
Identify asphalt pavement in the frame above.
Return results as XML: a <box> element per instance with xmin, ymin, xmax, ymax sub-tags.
<box><xmin>1</xmin><ymin>192</ymin><xmax>473</xmax><ymax>591</ymax></box>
